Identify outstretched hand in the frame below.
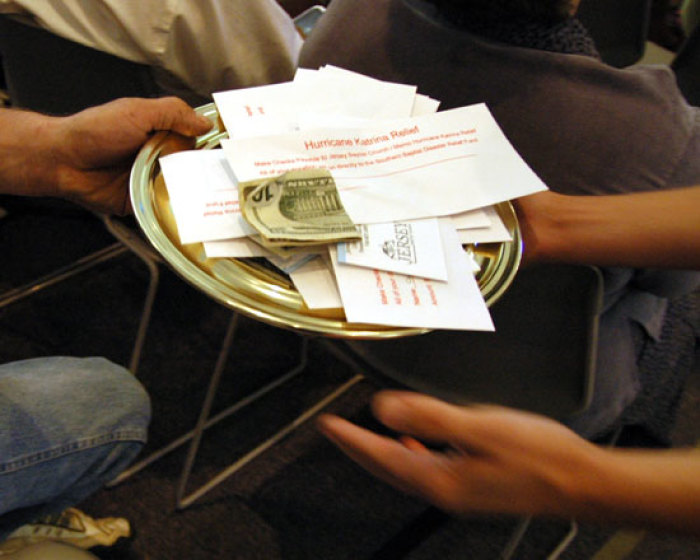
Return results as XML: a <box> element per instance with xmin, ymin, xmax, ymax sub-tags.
<box><xmin>318</xmin><ymin>391</ymin><xmax>602</xmax><ymax>517</ymax></box>
<box><xmin>51</xmin><ymin>96</ymin><xmax>213</xmax><ymax>215</ymax></box>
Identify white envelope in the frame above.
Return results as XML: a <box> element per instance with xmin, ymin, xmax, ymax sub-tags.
<box><xmin>159</xmin><ymin>150</ymin><xmax>254</xmax><ymax>244</ymax></box>
<box><xmin>316</xmin><ymin>65</ymin><xmax>440</xmax><ymax>115</ymax></box>
<box><xmin>214</xmin><ymin>67</ymin><xmax>419</xmax><ymax>141</ymax></box>
<box><xmin>451</xmin><ymin>207</ymin><xmax>491</xmax><ymax>230</ymax></box>
<box><xmin>293</xmin><ymin>66</ymin><xmax>418</xmax><ymax>120</ymax></box>
<box><xmin>337</xmin><ymin>218</ymin><xmax>448</xmax><ymax>281</ymax></box>
<box><xmin>213</xmin><ymin>82</ymin><xmax>302</xmax><ymax>140</ymax></box>
<box><xmin>330</xmin><ymin>220</ymin><xmax>494</xmax><ymax>330</ymax></box>
<box><xmin>203</xmin><ymin>237</ymin><xmax>272</xmax><ymax>259</ymax></box>
<box><xmin>221</xmin><ymin>104</ymin><xmax>547</xmax><ymax>225</ymax></box>
<box><xmin>457</xmin><ymin>206</ymin><xmax>513</xmax><ymax>244</ymax></box>
<box><xmin>290</xmin><ymin>255</ymin><xmax>343</xmax><ymax>310</ymax></box>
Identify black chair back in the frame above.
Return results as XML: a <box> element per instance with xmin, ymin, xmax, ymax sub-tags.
<box><xmin>344</xmin><ymin>263</ymin><xmax>603</xmax><ymax>421</ymax></box>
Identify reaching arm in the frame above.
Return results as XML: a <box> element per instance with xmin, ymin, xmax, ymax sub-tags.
<box><xmin>514</xmin><ymin>187</ymin><xmax>700</xmax><ymax>269</ymax></box>
<box><xmin>318</xmin><ymin>391</ymin><xmax>700</xmax><ymax>537</ymax></box>
<box><xmin>0</xmin><ymin>97</ymin><xmax>212</xmax><ymax>215</ymax></box>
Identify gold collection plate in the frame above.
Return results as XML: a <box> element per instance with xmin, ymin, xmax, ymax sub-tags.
<box><xmin>130</xmin><ymin>103</ymin><xmax>522</xmax><ymax>339</ymax></box>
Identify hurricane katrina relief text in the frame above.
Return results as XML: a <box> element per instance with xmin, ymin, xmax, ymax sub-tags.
<box><xmin>252</xmin><ymin>125</ymin><xmax>479</xmax><ymax>176</ymax></box>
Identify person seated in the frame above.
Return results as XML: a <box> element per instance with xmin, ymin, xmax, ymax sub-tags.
<box><xmin>0</xmin><ymin>97</ymin><xmax>212</xmax><ymax>554</ymax></box>
<box><xmin>0</xmin><ymin>0</ymin><xmax>306</xmax><ymax>106</ymax></box>
<box><xmin>299</xmin><ymin>0</ymin><xmax>700</xmax><ymax>443</ymax></box>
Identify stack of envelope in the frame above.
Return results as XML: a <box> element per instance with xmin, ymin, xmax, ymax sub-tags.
<box><xmin>159</xmin><ymin>66</ymin><xmax>547</xmax><ymax>331</ymax></box>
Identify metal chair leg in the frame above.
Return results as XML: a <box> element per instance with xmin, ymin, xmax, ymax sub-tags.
<box><xmin>176</xmin><ymin>370</ymin><xmax>364</xmax><ymax>510</ymax></box>
<box><xmin>110</xmin><ymin>316</ymin><xmax>363</xmax><ymax>511</ymax></box>
<box><xmin>1</xmin><ymin>214</ymin><xmax>161</xmax><ymax>375</ymax></box>
<box><xmin>109</xmin><ymin>312</ymin><xmax>242</xmax><ymax>486</ymax></box>
<box><xmin>108</xmin><ymin>324</ymin><xmax>308</xmax><ymax>487</ymax></box>
<box><xmin>546</xmin><ymin>520</ymin><xmax>578</xmax><ymax>560</ymax></box>
<box><xmin>0</xmin><ymin>242</ymin><xmax>127</xmax><ymax>309</ymax></box>
<box><xmin>126</xmin><ymin>258</ymin><xmax>158</xmax><ymax>375</ymax></box>
<box><xmin>173</xmin><ymin>325</ymin><xmax>365</xmax><ymax>509</ymax></box>
<box><xmin>500</xmin><ymin>516</ymin><xmax>579</xmax><ymax>560</ymax></box>
<box><xmin>176</xmin><ymin>312</ymin><xmax>240</xmax><ymax>507</ymax></box>
<box><xmin>100</xmin><ymin>215</ymin><xmax>161</xmax><ymax>375</ymax></box>
<box><xmin>501</xmin><ymin>516</ymin><xmax>532</xmax><ymax>560</ymax></box>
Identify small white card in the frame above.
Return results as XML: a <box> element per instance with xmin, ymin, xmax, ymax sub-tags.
<box><xmin>457</xmin><ymin>206</ymin><xmax>512</xmax><ymax>244</ymax></box>
<box><xmin>337</xmin><ymin>218</ymin><xmax>448</xmax><ymax>281</ymax></box>
<box><xmin>330</xmin><ymin>220</ymin><xmax>494</xmax><ymax>330</ymax></box>
<box><xmin>451</xmin><ymin>207</ymin><xmax>491</xmax><ymax>230</ymax></box>
<box><xmin>290</xmin><ymin>255</ymin><xmax>343</xmax><ymax>310</ymax></box>
<box><xmin>203</xmin><ymin>237</ymin><xmax>272</xmax><ymax>259</ymax></box>
<box><xmin>159</xmin><ymin>150</ymin><xmax>254</xmax><ymax>244</ymax></box>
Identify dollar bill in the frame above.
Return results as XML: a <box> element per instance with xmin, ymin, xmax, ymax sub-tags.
<box><xmin>246</xmin><ymin>233</ymin><xmax>327</xmax><ymax>258</ymax></box>
<box><xmin>239</xmin><ymin>169</ymin><xmax>361</xmax><ymax>245</ymax></box>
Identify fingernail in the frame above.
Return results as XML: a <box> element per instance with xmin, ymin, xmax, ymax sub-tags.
<box><xmin>316</xmin><ymin>414</ymin><xmax>343</xmax><ymax>445</ymax></box>
<box><xmin>373</xmin><ymin>392</ymin><xmax>410</xmax><ymax>423</ymax></box>
<box><xmin>196</xmin><ymin>115</ymin><xmax>213</xmax><ymax>129</ymax></box>
<box><xmin>316</xmin><ymin>413</ymin><xmax>341</xmax><ymax>433</ymax></box>
<box><xmin>316</xmin><ymin>413</ymin><xmax>332</xmax><ymax>429</ymax></box>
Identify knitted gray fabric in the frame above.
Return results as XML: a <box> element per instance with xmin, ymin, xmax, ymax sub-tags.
<box><xmin>614</xmin><ymin>290</ymin><xmax>700</xmax><ymax>447</ymax></box>
<box><xmin>434</xmin><ymin>8</ymin><xmax>600</xmax><ymax>57</ymax></box>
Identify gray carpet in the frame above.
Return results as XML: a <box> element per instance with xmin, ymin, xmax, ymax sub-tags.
<box><xmin>1</xmin><ymin>198</ymin><xmax>699</xmax><ymax>559</ymax></box>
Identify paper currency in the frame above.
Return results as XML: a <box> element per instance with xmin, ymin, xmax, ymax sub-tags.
<box><xmin>238</xmin><ymin>169</ymin><xmax>360</xmax><ymax>246</ymax></box>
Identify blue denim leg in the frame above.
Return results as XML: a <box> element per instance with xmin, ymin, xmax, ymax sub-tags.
<box><xmin>0</xmin><ymin>357</ymin><xmax>151</xmax><ymax>538</ymax></box>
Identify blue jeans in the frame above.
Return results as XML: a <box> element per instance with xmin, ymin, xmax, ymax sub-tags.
<box><xmin>0</xmin><ymin>357</ymin><xmax>150</xmax><ymax>539</ymax></box>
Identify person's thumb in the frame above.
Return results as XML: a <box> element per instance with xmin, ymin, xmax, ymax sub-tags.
<box><xmin>147</xmin><ymin>97</ymin><xmax>213</xmax><ymax>137</ymax></box>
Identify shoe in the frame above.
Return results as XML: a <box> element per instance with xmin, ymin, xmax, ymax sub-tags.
<box><xmin>0</xmin><ymin>508</ymin><xmax>130</xmax><ymax>555</ymax></box>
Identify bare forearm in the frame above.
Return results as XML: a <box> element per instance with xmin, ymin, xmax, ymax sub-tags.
<box><xmin>516</xmin><ymin>187</ymin><xmax>700</xmax><ymax>269</ymax></box>
<box><xmin>566</xmin><ymin>448</ymin><xmax>700</xmax><ymax>536</ymax></box>
<box><xmin>0</xmin><ymin>108</ymin><xmax>63</xmax><ymax>199</ymax></box>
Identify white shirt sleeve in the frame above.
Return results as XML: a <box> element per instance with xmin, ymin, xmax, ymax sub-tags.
<box><xmin>0</xmin><ymin>0</ymin><xmax>303</xmax><ymax>99</ymax></box>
